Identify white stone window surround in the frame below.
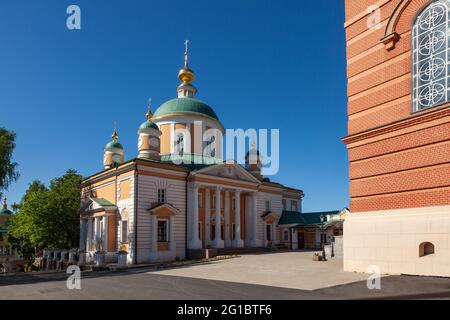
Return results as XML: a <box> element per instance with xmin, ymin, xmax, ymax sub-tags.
<box><xmin>412</xmin><ymin>0</ymin><xmax>450</xmax><ymax>112</ymax></box>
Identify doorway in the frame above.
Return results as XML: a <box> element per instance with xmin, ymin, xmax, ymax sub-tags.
<box><xmin>298</xmin><ymin>232</ymin><xmax>305</xmax><ymax>249</ymax></box>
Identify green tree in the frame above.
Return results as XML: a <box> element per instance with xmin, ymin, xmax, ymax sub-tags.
<box><xmin>7</xmin><ymin>170</ymin><xmax>83</xmax><ymax>266</ymax></box>
<box><xmin>6</xmin><ymin>182</ymin><xmax>48</xmax><ymax>265</ymax></box>
<box><xmin>0</xmin><ymin>128</ymin><xmax>19</xmax><ymax>198</ymax></box>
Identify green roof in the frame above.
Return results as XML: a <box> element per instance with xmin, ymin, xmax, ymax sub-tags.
<box><xmin>105</xmin><ymin>141</ymin><xmax>124</xmax><ymax>150</ymax></box>
<box><xmin>301</xmin><ymin>211</ymin><xmax>340</xmax><ymax>225</ymax></box>
<box><xmin>0</xmin><ymin>208</ymin><xmax>12</xmax><ymax>216</ymax></box>
<box><xmin>91</xmin><ymin>198</ymin><xmax>115</xmax><ymax>207</ymax></box>
<box><xmin>278</xmin><ymin>211</ymin><xmax>305</xmax><ymax>226</ymax></box>
<box><xmin>278</xmin><ymin>210</ymin><xmax>341</xmax><ymax>227</ymax></box>
<box><xmin>139</xmin><ymin>120</ymin><xmax>159</xmax><ymax>130</ymax></box>
<box><xmin>154</xmin><ymin>98</ymin><xmax>219</xmax><ymax>121</ymax></box>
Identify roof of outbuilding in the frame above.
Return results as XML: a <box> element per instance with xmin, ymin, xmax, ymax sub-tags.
<box><xmin>278</xmin><ymin>210</ymin><xmax>342</xmax><ymax>227</ymax></box>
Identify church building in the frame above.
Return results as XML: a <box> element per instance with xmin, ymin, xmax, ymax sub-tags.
<box><xmin>343</xmin><ymin>0</ymin><xmax>450</xmax><ymax>277</ymax></box>
<box><xmin>78</xmin><ymin>43</ymin><xmax>304</xmax><ymax>265</ymax></box>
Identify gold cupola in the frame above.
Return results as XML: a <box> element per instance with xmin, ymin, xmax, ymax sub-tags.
<box><xmin>137</xmin><ymin>99</ymin><xmax>162</xmax><ymax>160</ymax></box>
<box><xmin>177</xmin><ymin>40</ymin><xmax>197</xmax><ymax>98</ymax></box>
<box><xmin>103</xmin><ymin>126</ymin><xmax>125</xmax><ymax>169</ymax></box>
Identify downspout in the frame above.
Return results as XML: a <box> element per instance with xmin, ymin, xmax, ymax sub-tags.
<box><xmin>133</xmin><ymin>162</ymin><xmax>138</xmax><ymax>264</ymax></box>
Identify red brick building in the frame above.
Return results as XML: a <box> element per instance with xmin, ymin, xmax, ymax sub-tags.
<box><xmin>342</xmin><ymin>0</ymin><xmax>450</xmax><ymax>277</ymax></box>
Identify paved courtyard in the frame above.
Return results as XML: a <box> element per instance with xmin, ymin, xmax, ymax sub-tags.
<box><xmin>1</xmin><ymin>251</ymin><xmax>450</xmax><ymax>299</ymax></box>
<box><xmin>152</xmin><ymin>251</ymin><xmax>369</xmax><ymax>290</ymax></box>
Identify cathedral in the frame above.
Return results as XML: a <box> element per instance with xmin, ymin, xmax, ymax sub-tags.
<box><xmin>78</xmin><ymin>43</ymin><xmax>304</xmax><ymax>264</ymax></box>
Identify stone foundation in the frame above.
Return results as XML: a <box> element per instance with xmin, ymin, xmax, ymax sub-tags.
<box><xmin>344</xmin><ymin>206</ymin><xmax>450</xmax><ymax>277</ymax></box>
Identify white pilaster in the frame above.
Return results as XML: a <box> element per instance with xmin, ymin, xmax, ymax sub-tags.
<box><xmin>205</xmin><ymin>189</ymin><xmax>211</xmax><ymax>246</ymax></box>
<box><xmin>212</xmin><ymin>187</ymin><xmax>224</xmax><ymax>248</ymax></box>
<box><xmin>232</xmin><ymin>190</ymin><xmax>244</xmax><ymax>248</ymax></box>
<box><xmin>224</xmin><ymin>190</ymin><xmax>231</xmax><ymax>247</ymax></box>
<box><xmin>94</xmin><ymin>217</ymin><xmax>99</xmax><ymax>251</ymax></box>
<box><xmin>87</xmin><ymin>218</ymin><xmax>93</xmax><ymax>251</ymax></box>
<box><xmin>249</xmin><ymin>192</ymin><xmax>259</xmax><ymax>247</ymax></box>
<box><xmin>188</xmin><ymin>182</ymin><xmax>202</xmax><ymax>249</ymax></box>
<box><xmin>169</xmin><ymin>216</ymin><xmax>176</xmax><ymax>251</ymax></box>
<box><xmin>79</xmin><ymin>218</ymin><xmax>87</xmax><ymax>252</ymax></box>
<box><xmin>103</xmin><ymin>215</ymin><xmax>109</xmax><ymax>252</ymax></box>
<box><xmin>272</xmin><ymin>222</ymin><xmax>276</xmax><ymax>246</ymax></box>
<box><xmin>151</xmin><ymin>215</ymin><xmax>158</xmax><ymax>253</ymax></box>
<box><xmin>291</xmin><ymin>228</ymin><xmax>298</xmax><ymax>250</ymax></box>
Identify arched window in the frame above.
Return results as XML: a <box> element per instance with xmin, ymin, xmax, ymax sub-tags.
<box><xmin>412</xmin><ymin>0</ymin><xmax>450</xmax><ymax>112</ymax></box>
<box><xmin>120</xmin><ymin>209</ymin><xmax>129</xmax><ymax>244</ymax></box>
<box><xmin>205</xmin><ymin>136</ymin><xmax>215</xmax><ymax>158</ymax></box>
<box><xmin>175</xmin><ymin>133</ymin><xmax>184</xmax><ymax>153</ymax></box>
<box><xmin>419</xmin><ymin>242</ymin><xmax>435</xmax><ymax>257</ymax></box>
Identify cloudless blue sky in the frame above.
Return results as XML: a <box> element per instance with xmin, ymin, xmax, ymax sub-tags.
<box><xmin>0</xmin><ymin>0</ymin><xmax>348</xmax><ymax>212</ymax></box>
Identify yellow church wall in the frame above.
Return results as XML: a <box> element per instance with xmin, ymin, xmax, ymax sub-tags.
<box><xmin>108</xmin><ymin>215</ymin><xmax>116</xmax><ymax>252</ymax></box>
<box><xmin>160</xmin><ymin>124</ymin><xmax>171</xmax><ymax>154</ymax></box>
<box><xmin>92</xmin><ymin>183</ymin><xmax>116</xmax><ymax>204</ymax></box>
<box><xmin>119</xmin><ymin>179</ymin><xmax>131</xmax><ymax>200</ymax></box>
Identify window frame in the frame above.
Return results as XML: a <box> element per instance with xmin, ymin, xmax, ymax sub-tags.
<box><xmin>121</xmin><ymin>220</ymin><xmax>128</xmax><ymax>243</ymax></box>
<box><xmin>175</xmin><ymin>133</ymin><xmax>185</xmax><ymax>153</ymax></box>
<box><xmin>411</xmin><ymin>0</ymin><xmax>450</xmax><ymax>112</ymax></box>
<box><xmin>157</xmin><ymin>219</ymin><xmax>169</xmax><ymax>242</ymax></box>
<box><xmin>158</xmin><ymin>188</ymin><xmax>166</xmax><ymax>204</ymax></box>
<box><xmin>265</xmin><ymin>200</ymin><xmax>271</xmax><ymax>212</ymax></box>
<box><xmin>283</xmin><ymin>229</ymin><xmax>289</xmax><ymax>241</ymax></box>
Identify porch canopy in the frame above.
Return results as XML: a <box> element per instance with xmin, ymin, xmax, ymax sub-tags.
<box><xmin>278</xmin><ymin>210</ymin><xmax>344</xmax><ymax>228</ymax></box>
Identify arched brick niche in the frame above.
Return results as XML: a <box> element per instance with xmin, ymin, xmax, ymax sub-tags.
<box><xmin>382</xmin><ymin>0</ymin><xmax>432</xmax><ymax>50</ymax></box>
<box><xmin>419</xmin><ymin>242</ymin><xmax>435</xmax><ymax>257</ymax></box>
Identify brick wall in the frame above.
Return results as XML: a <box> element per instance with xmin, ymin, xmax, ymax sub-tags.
<box><xmin>343</xmin><ymin>0</ymin><xmax>450</xmax><ymax>212</ymax></box>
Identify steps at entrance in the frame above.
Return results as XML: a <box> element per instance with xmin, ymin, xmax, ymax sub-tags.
<box><xmin>216</xmin><ymin>247</ymin><xmax>267</xmax><ymax>256</ymax></box>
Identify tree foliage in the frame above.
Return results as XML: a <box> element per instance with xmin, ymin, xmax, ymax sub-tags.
<box><xmin>7</xmin><ymin>170</ymin><xmax>83</xmax><ymax>264</ymax></box>
<box><xmin>0</xmin><ymin>127</ymin><xmax>19</xmax><ymax>198</ymax></box>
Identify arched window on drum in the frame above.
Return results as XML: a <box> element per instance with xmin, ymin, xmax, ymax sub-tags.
<box><xmin>412</xmin><ymin>0</ymin><xmax>450</xmax><ymax>111</ymax></box>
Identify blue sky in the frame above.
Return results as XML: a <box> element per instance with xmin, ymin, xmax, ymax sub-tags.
<box><xmin>0</xmin><ymin>0</ymin><xmax>348</xmax><ymax>212</ymax></box>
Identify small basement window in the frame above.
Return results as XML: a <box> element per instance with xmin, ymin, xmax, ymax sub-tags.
<box><xmin>419</xmin><ymin>242</ymin><xmax>435</xmax><ymax>257</ymax></box>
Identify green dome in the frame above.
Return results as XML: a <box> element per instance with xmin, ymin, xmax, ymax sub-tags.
<box><xmin>105</xmin><ymin>141</ymin><xmax>124</xmax><ymax>150</ymax></box>
<box><xmin>0</xmin><ymin>208</ymin><xmax>12</xmax><ymax>216</ymax></box>
<box><xmin>139</xmin><ymin>120</ymin><xmax>159</xmax><ymax>130</ymax></box>
<box><xmin>154</xmin><ymin>98</ymin><xmax>219</xmax><ymax>121</ymax></box>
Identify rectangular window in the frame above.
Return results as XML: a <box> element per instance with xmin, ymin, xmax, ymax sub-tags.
<box><xmin>291</xmin><ymin>200</ymin><xmax>297</xmax><ymax>212</ymax></box>
<box><xmin>265</xmin><ymin>200</ymin><xmax>271</xmax><ymax>212</ymax></box>
<box><xmin>212</xmin><ymin>195</ymin><xmax>216</xmax><ymax>209</ymax></box>
<box><xmin>232</xmin><ymin>223</ymin><xmax>236</xmax><ymax>240</ymax></box>
<box><xmin>198</xmin><ymin>222</ymin><xmax>202</xmax><ymax>240</ymax></box>
<box><xmin>121</xmin><ymin>220</ymin><xmax>128</xmax><ymax>243</ymax></box>
<box><xmin>157</xmin><ymin>220</ymin><xmax>168</xmax><ymax>242</ymax></box>
<box><xmin>282</xmin><ymin>199</ymin><xmax>287</xmax><ymax>211</ymax></box>
<box><xmin>283</xmin><ymin>230</ymin><xmax>289</xmax><ymax>241</ymax></box>
<box><xmin>266</xmin><ymin>225</ymin><xmax>272</xmax><ymax>241</ymax></box>
<box><xmin>158</xmin><ymin>189</ymin><xmax>166</xmax><ymax>204</ymax></box>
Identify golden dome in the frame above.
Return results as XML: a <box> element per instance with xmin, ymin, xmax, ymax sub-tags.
<box><xmin>178</xmin><ymin>67</ymin><xmax>195</xmax><ymax>84</ymax></box>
